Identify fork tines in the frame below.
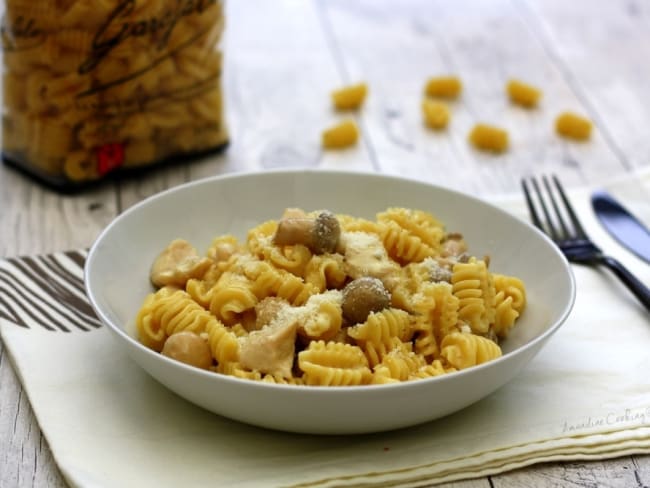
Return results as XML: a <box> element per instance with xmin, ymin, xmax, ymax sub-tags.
<box><xmin>521</xmin><ymin>175</ymin><xmax>587</xmax><ymax>242</ymax></box>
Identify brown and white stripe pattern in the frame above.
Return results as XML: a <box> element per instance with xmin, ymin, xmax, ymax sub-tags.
<box><xmin>0</xmin><ymin>250</ymin><xmax>102</xmax><ymax>331</ymax></box>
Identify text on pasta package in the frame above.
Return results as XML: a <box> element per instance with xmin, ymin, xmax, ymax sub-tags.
<box><xmin>78</xmin><ymin>0</ymin><xmax>220</xmax><ymax>75</ymax></box>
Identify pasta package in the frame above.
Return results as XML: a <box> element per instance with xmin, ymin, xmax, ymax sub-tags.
<box><xmin>1</xmin><ymin>0</ymin><xmax>228</xmax><ymax>190</ymax></box>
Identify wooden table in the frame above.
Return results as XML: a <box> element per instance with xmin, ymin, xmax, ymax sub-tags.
<box><xmin>1</xmin><ymin>0</ymin><xmax>649</xmax><ymax>486</ymax></box>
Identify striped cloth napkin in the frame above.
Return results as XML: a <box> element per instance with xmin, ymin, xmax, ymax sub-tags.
<box><xmin>1</xmin><ymin>170</ymin><xmax>649</xmax><ymax>488</ymax></box>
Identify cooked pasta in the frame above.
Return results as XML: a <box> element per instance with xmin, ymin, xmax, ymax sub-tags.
<box><xmin>134</xmin><ymin>207</ymin><xmax>528</xmax><ymax>385</ymax></box>
<box><xmin>493</xmin><ymin>274</ymin><xmax>526</xmax><ymax>314</ymax></box>
<box><xmin>299</xmin><ymin>341</ymin><xmax>372</xmax><ymax>386</ymax></box>
<box><xmin>440</xmin><ymin>332</ymin><xmax>502</xmax><ymax>370</ymax></box>
<box><xmin>331</xmin><ymin>83</ymin><xmax>368</xmax><ymax>111</ymax></box>
<box><xmin>372</xmin><ymin>347</ymin><xmax>426</xmax><ymax>383</ymax></box>
<box><xmin>451</xmin><ymin>258</ymin><xmax>496</xmax><ymax>335</ymax></box>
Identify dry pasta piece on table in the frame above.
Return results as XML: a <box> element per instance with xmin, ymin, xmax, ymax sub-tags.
<box><xmin>422</xmin><ymin>99</ymin><xmax>450</xmax><ymax>130</ymax></box>
<box><xmin>506</xmin><ymin>79</ymin><xmax>542</xmax><ymax>108</ymax></box>
<box><xmin>331</xmin><ymin>82</ymin><xmax>368</xmax><ymax>110</ymax></box>
<box><xmin>469</xmin><ymin>123</ymin><xmax>509</xmax><ymax>153</ymax></box>
<box><xmin>322</xmin><ymin>120</ymin><xmax>359</xmax><ymax>149</ymax></box>
<box><xmin>424</xmin><ymin>76</ymin><xmax>463</xmax><ymax>99</ymax></box>
<box><xmin>555</xmin><ymin>111</ymin><xmax>593</xmax><ymax>141</ymax></box>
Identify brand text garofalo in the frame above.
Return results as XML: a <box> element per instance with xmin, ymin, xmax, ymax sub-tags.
<box><xmin>79</xmin><ymin>0</ymin><xmax>218</xmax><ymax>74</ymax></box>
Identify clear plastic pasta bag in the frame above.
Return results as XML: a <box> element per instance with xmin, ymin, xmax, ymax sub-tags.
<box><xmin>1</xmin><ymin>0</ymin><xmax>228</xmax><ymax>191</ymax></box>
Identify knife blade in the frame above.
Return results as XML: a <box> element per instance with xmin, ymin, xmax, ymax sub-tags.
<box><xmin>591</xmin><ymin>190</ymin><xmax>650</xmax><ymax>264</ymax></box>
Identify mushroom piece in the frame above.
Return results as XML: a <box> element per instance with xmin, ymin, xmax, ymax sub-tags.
<box><xmin>441</xmin><ymin>233</ymin><xmax>468</xmax><ymax>258</ymax></box>
<box><xmin>150</xmin><ymin>239</ymin><xmax>212</xmax><ymax>288</ymax></box>
<box><xmin>273</xmin><ymin>210</ymin><xmax>341</xmax><ymax>254</ymax></box>
<box><xmin>341</xmin><ymin>277</ymin><xmax>391</xmax><ymax>324</ymax></box>
<box><xmin>161</xmin><ymin>331</ymin><xmax>212</xmax><ymax>369</ymax></box>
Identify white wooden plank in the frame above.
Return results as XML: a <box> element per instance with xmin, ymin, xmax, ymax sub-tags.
<box><xmin>319</xmin><ymin>0</ymin><xmax>626</xmax><ymax>195</ymax></box>
<box><xmin>491</xmin><ymin>458</ymin><xmax>646</xmax><ymax>487</ymax></box>
<box><xmin>633</xmin><ymin>455</ymin><xmax>650</xmax><ymax>485</ymax></box>
<box><xmin>0</xmin><ymin>168</ymin><xmax>118</xmax><ymax>256</ymax></box>
<box><xmin>522</xmin><ymin>0</ymin><xmax>650</xmax><ymax>173</ymax></box>
<box><xmin>115</xmin><ymin>166</ymin><xmax>189</xmax><ymax>213</ymax></box>
<box><xmin>188</xmin><ymin>0</ymin><xmax>376</xmax><ymax>183</ymax></box>
<box><xmin>119</xmin><ymin>0</ymin><xmax>379</xmax><ymax>210</ymax></box>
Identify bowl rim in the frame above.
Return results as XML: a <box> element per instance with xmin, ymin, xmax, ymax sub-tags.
<box><xmin>85</xmin><ymin>168</ymin><xmax>577</xmax><ymax>393</ymax></box>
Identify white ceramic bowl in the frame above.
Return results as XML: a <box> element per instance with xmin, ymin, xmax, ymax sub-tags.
<box><xmin>85</xmin><ymin>169</ymin><xmax>575</xmax><ymax>434</ymax></box>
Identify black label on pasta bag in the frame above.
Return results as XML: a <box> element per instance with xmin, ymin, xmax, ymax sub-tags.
<box><xmin>77</xmin><ymin>0</ymin><xmax>217</xmax><ymax>91</ymax></box>
<box><xmin>0</xmin><ymin>14</ymin><xmax>45</xmax><ymax>51</ymax></box>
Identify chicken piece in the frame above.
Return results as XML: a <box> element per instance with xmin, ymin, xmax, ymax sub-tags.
<box><xmin>441</xmin><ymin>233</ymin><xmax>468</xmax><ymax>258</ymax></box>
<box><xmin>340</xmin><ymin>231</ymin><xmax>400</xmax><ymax>290</ymax></box>
<box><xmin>238</xmin><ymin>309</ymin><xmax>299</xmax><ymax>378</ymax></box>
<box><xmin>207</xmin><ymin>235</ymin><xmax>240</xmax><ymax>263</ymax></box>
<box><xmin>150</xmin><ymin>239</ymin><xmax>212</xmax><ymax>288</ymax></box>
<box><xmin>161</xmin><ymin>331</ymin><xmax>212</xmax><ymax>369</ymax></box>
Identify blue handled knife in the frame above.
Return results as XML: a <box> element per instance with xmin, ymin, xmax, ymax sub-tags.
<box><xmin>591</xmin><ymin>191</ymin><xmax>650</xmax><ymax>264</ymax></box>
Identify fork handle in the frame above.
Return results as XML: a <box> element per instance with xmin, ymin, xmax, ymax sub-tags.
<box><xmin>598</xmin><ymin>255</ymin><xmax>650</xmax><ymax>311</ymax></box>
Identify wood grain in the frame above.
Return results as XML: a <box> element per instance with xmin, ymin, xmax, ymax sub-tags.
<box><xmin>492</xmin><ymin>458</ymin><xmax>647</xmax><ymax>487</ymax></box>
<box><xmin>318</xmin><ymin>0</ymin><xmax>625</xmax><ymax>193</ymax></box>
<box><xmin>523</xmin><ymin>0</ymin><xmax>650</xmax><ymax>173</ymax></box>
<box><xmin>0</xmin><ymin>341</ymin><xmax>67</xmax><ymax>488</ymax></box>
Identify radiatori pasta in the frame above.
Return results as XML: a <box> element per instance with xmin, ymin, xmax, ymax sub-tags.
<box><xmin>1</xmin><ymin>0</ymin><xmax>228</xmax><ymax>189</ymax></box>
<box><xmin>135</xmin><ymin>207</ymin><xmax>528</xmax><ymax>386</ymax></box>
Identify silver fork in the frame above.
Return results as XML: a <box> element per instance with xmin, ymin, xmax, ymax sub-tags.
<box><xmin>522</xmin><ymin>175</ymin><xmax>650</xmax><ymax>311</ymax></box>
